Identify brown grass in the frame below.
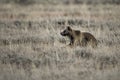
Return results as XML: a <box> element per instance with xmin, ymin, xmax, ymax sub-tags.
<box><xmin>0</xmin><ymin>3</ymin><xmax>120</xmax><ymax>80</ymax></box>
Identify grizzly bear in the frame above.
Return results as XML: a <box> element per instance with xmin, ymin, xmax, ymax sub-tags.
<box><xmin>60</xmin><ymin>26</ymin><xmax>97</xmax><ymax>48</ymax></box>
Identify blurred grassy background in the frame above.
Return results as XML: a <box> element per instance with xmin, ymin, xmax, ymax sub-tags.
<box><xmin>0</xmin><ymin>0</ymin><xmax>120</xmax><ymax>80</ymax></box>
<box><xmin>0</xmin><ymin>0</ymin><xmax>120</xmax><ymax>5</ymax></box>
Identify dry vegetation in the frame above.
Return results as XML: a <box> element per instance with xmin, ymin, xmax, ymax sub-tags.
<box><xmin>0</xmin><ymin>2</ymin><xmax>120</xmax><ymax>80</ymax></box>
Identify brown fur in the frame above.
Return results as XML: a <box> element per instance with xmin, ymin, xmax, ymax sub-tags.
<box><xmin>60</xmin><ymin>26</ymin><xmax>97</xmax><ymax>48</ymax></box>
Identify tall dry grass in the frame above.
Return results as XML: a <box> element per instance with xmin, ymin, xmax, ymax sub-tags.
<box><xmin>0</xmin><ymin>3</ymin><xmax>120</xmax><ymax>80</ymax></box>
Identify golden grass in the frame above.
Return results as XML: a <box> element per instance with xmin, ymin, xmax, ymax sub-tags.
<box><xmin>0</xmin><ymin>4</ymin><xmax>120</xmax><ymax>80</ymax></box>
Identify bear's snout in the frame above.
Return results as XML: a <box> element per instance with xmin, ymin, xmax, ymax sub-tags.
<box><xmin>60</xmin><ymin>32</ymin><xmax>66</xmax><ymax>36</ymax></box>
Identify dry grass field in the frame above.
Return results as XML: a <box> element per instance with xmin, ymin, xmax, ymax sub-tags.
<box><xmin>0</xmin><ymin>2</ymin><xmax>120</xmax><ymax>80</ymax></box>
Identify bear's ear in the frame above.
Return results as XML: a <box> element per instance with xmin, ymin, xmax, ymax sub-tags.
<box><xmin>67</xmin><ymin>26</ymin><xmax>72</xmax><ymax>31</ymax></box>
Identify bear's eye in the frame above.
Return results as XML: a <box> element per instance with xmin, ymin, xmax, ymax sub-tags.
<box><xmin>63</xmin><ymin>30</ymin><xmax>68</xmax><ymax>34</ymax></box>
